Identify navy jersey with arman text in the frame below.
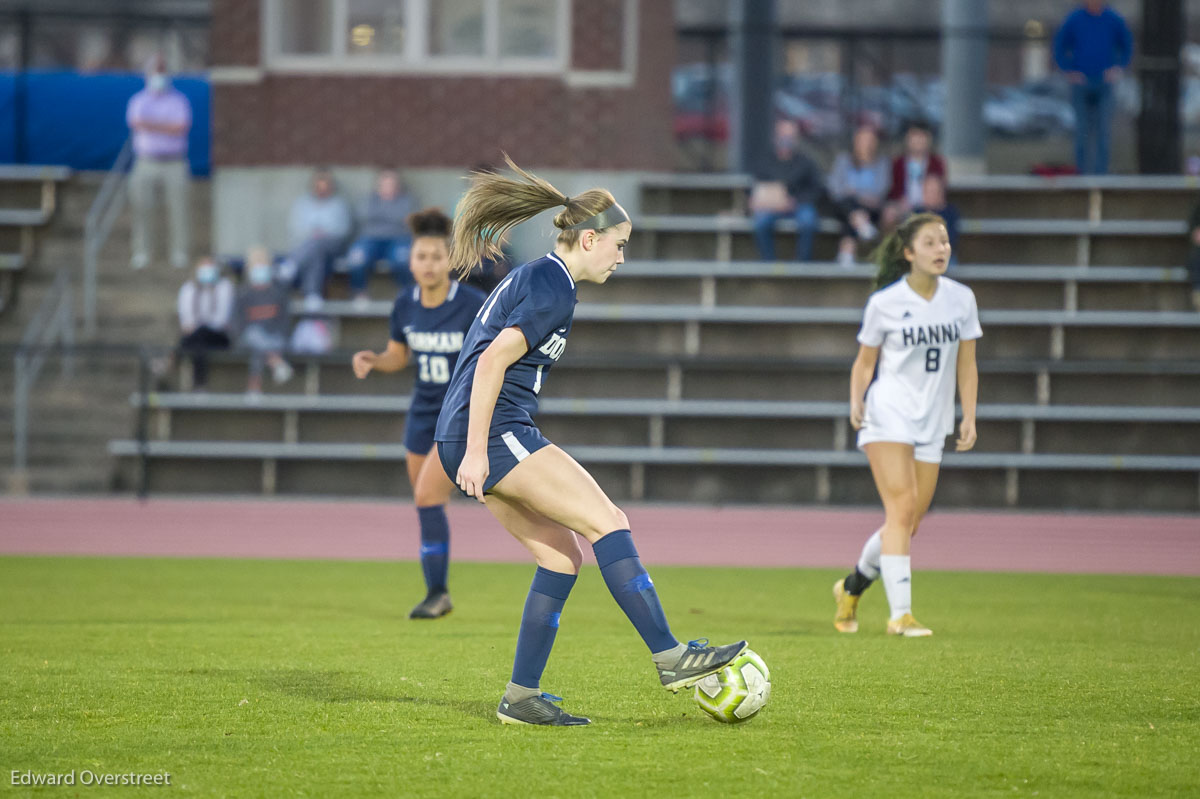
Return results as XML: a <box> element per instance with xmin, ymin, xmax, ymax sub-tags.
<box><xmin>435</xmin><ymin>254</ymin><xmax>577</xmax><ymax>441</ymax></box>
<box><xmin>390</xmin><ymin>281</ymin><xmax>487</xmax><ymax>411</ymax></box>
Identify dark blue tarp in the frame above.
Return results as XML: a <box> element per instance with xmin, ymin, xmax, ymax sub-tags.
<box><xmin>0</xmin><ymin>70</ymin><xmax>210</xmax><ymax>175</ymax></box>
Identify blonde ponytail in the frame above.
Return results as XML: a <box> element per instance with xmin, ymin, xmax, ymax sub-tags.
<box><xmin>448</xmin><ymin>154</ymin><xmax>620</xmax><ymax>278</ymax></box>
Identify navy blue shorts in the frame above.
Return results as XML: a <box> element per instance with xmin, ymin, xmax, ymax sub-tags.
<box><xmin>436</xmin><ymin>424</ymin><xmax>552</xmax><ymax>495</ymax></box>
<box><xmin>403</xmin><ymin>406</ymin><xmax>439</xmax><ymax>455</ymax></box>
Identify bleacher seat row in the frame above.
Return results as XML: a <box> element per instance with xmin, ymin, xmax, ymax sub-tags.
<box><xmin>108</xmin><ymin>174</ymin><xmax>1200</xmax><ymax>510</ymax></box>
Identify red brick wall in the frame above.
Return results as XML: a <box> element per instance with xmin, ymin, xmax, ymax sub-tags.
<box><xmin>212</xmin><ymin>0</ymin><xmax>675</xmax><ymax>170</ymax></box>
<box><xmin>210</xmin><ymin>0</ymin><xmax>260</xmax><ymax>67</ymax></box>
<box><xmin>572</xmin><ymin>0</ymin><xmax>625</xmax><ymax>71</ymax></box>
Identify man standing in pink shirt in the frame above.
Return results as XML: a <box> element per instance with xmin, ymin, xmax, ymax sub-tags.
<box><xmin>126</xmin><ymin>54</ymin><xmax>192</xmax><ymax>270</ymax></box>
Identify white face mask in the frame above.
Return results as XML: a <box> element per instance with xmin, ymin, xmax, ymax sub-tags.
<box><xmin>248</xmin><ymin>263</ymin><xmax>273</xmax><ymax>286</ymax></box>
<box><xmin>196</xmin><ymin>264</ymin><xmax>219</xmax><ymax>284</ymax></box>
<box><xmin>148</xmin><ymin>73</ymin><xmax>168</xmax><ymax>92</ymax></box>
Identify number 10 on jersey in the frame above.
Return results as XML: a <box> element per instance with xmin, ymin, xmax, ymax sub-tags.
<box><xmin>419</xmin><ymin>353</ymin><xmax>450</xmax><ymax>383</ymax></box>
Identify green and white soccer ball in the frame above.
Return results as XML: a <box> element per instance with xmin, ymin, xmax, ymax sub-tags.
<box><xmin>693</xmin><ymin>649</ymin><xmax>771</xmax><ymax>723</ymax></box>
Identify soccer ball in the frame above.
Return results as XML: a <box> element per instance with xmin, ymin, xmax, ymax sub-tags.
<box><xmin>693</xmin><ymin>649</ymin><xmax>771</xmax><ymax>723</ymax></box>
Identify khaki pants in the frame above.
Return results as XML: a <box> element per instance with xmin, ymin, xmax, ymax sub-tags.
<box><xmin>129</xmin><ymin>156</ymin><xmax>190</xmax><ymax>268</ymax></box>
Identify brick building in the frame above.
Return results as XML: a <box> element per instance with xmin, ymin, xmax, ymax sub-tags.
<box><xmin>209</xmin><ymin>0</ymin><xmax>674</xmax><ymax>256</ymax></box>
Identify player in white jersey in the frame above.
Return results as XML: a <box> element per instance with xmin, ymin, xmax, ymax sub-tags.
<box><xmin>833</xmin><ymin>212</ymin><xmax>981</xmax><ymax>637</ymax></box>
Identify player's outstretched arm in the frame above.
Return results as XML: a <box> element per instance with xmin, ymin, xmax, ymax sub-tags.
<box><xmin>848</xmin><ymin>344</ymin><xmax>879</xmax><ymax>430</ymax></box>
<box><xmin>955</xmin><ymin>338</ymin><xmax>978</xmax><ymax>451</ymax></box>
<box><xmin>352</xmin><ymin>339</ymin><xmax>409</xmax><ymax>378</ymax></box>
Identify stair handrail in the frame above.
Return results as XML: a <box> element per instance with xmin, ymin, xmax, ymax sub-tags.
<box><xmin>11</xmin><ymin>267</ymin><xmax>75</xmax><ymax>492</ymax></box>
<box><xmin>82</xmin><ymin>138</ymin><xmax>134</xmax><ymax>340</ymax></box>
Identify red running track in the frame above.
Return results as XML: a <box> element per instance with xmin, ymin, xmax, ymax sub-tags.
<box><xmin>1</xmin><ymin>498</ymin><xmax>1197</xmax><ymax>575</ymax></box>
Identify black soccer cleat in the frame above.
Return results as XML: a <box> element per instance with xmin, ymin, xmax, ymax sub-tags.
<box><xmin>497</xmin><ymin>693</ymin><xmax>591</xmax><ymax>726</ymax></box>
<box><xmin>658</xmin><ymin>638</ymin><xmax>749</xmax><ymax>692</ymax></box>
<box><xmin>408</xmin><ymin>590</ymin><xmax>453</xmax><ymax>619</ymax></box>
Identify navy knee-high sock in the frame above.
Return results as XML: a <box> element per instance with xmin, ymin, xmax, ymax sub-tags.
<box><xmin>511</xmin><ymin>567</ymin><xmax>577</xmax><ymax>689</ymax></box>
<box><xmin>416</xmin><ymin>505</ymin><xmax>450</xmax><ymax>594</ymax></box>
<box><xmin>593</xmin><ymin>530</ymin><xmax>679</xmax><ymax>653</ymax></box>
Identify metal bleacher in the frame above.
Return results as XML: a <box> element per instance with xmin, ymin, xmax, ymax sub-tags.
<box><xmin>0</xmin><ymin>165</ymin><xmax>72</xmax><ymax>312</ymax></box>
<box><xmin>108</xmin><ymin>174</ymin><xmax>1200</xmax><ymax>510</ymax></box>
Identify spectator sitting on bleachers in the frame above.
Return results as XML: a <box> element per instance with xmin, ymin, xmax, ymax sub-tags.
<box><xmin>828</xmin><ymin>125</ymin><xmax>891</xmax><ymax>267</ymax></box>
<box><xmin>176</xmin><ymin>257</ymin><xmax>234</xmax><ymax>389</ymax></box>
<box><xmin>346</xmin><ymin>168</ymin><xmax>418</xmax><ymax>308</ymax></box>
<box><xmin>912</xmin><ymin>173</ymin><xmax>960</xmax><ymax>266</ymax></box>
<box><xmin>281</xmin><ymin>168</ymin><xmax>353</xmax><ymax>312</ymax></box>
<box><xmin>750</xmin><ymin>119</ymin><xmax>824</xmax><ymax>262</ymax></box>
<box><xmin>236</xmin><ymin>246</ymin><xmax>294</xmax><ymax>395</ymax></box>
<box><xmin>1187</xmin><ymin>198</ymin><xmax>1200</xmax><ymax>311</ymax></box>
<box><xmin>882</xmin><ymin>120</ymin><xmax>946</xmax><ymax>231</ymax></box>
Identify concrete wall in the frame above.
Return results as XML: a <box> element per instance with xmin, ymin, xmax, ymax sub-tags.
<box><xmin>211</xmin><ymin>166</ymin><xmax>645</xmax><ymax>263</ymax></box>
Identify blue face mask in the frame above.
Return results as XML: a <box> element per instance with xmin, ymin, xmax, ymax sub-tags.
<box><xmin>248</xmin><ymin>264</ymin><xmax>273</xmax><ymax>286</ymax></box>
<box><xmin>196</xmin><ymin>264</ymin><xmax>219</xmax><ymax>284</ymax></box>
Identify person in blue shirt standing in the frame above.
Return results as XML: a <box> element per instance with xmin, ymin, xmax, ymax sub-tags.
<box><xmin>1053</xmin><ymin>0</ymin><xmax>1133</xmax><ymax>175</ymax></box>
<box><xmin>435</xmin><ymin>157</ymin><xmax>749</xmax><ymax>727</ymax></box>
<box><xmin>352</xmin><ymin>209</ymin><xmax>486</xmax><ymax>619</ymax></box>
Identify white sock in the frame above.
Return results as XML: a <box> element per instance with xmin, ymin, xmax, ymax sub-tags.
<box><xmin>856</xmin><ymin>529</ymin><xmax>883</xmax><ymax>580</ymax></box>
<box><xmin>652</xmin><ymin>642</ymin><xmax>687</xmax><ymax>669</ymax></box>
<box><xmin>880</xmin><ymin>554</ymin><xmax>912</xmax><ymax>621</ymax></box>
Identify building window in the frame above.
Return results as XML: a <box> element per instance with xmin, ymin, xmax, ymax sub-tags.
<box><xmin>265</xmin><ymin>0</ymin><xmax>564</xmax><ymax>72</ymax></box>
<box><xmin>429</xmin><ymin>0</ymin><xmax>484</xmax><ymax>57</ymax></box>
<box><xmin>278</xmin><ymin>0</ymin><xmax>335</xmax><ymax>55</ymax></box>
<box><xmin>499</xmin><ymin>0</ymin><xmax>557</xmax><ymax>59</ymax></box>
<box><xmin>347</xmin><ymin>0</ymin><xmax>408</xmax><ymax>56</ymax></box>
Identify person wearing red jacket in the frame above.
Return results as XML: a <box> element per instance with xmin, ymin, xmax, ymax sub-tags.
<box><xmin>882</xmin><ymin>121</ymin><xmax>946</xmax><ymax>231</ymax></box>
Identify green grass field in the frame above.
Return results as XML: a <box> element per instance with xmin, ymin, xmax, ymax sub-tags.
<box><xmin>1</xmin><ymin>556</ymin><xmax>1197</xmax><ymax>798</ymax></box>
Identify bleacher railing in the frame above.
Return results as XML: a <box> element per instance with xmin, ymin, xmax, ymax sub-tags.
<box><xmin>11</xmin><ymin>268</ymin><xmax>74</xmax><ymax>492</ymax></box>
<box><xmin>82</xmin><ymin>138</ymin><xmax>133</xmax><ymax>340</ymax></box>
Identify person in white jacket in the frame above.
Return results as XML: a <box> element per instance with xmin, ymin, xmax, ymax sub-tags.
<box><xmin>177</xmin><ymin>257</ymin><xmax>235</xmax><ymax>389</ymax></box>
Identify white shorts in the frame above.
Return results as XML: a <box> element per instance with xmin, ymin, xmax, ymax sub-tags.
<box><xmin>856</xmin><ymin>426</ymin><xmax>945</xmax><ymax>464</ymax></box>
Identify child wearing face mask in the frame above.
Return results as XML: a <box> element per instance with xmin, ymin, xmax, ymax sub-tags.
<box><xmin>176</xmin><ymin>258</ymin><xmax>235</xmax><ymax>389</ymax></box>
<box><xmin>234</xmin><ymin>246</ymin><xmax>294</xmax><ymax>395</ymax></box>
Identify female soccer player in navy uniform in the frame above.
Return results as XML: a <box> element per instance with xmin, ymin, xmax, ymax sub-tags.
<box><xmin>832</xmin><ymin>212</ymin><xmax>981</xmax><ymax>637</ymax></box>
<box><xmin>352</xmin><ymin>209</ymin><xmax>485</xmax><ymax>619</ymax></box>
<box><xmin>435</xmin><ymin>158</ymin><xmax>748</xmax><ymax>726</ymax></box>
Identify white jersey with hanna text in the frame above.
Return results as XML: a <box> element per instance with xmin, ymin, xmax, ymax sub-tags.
<box><xmin>857</xmin><ymin>276</ymin><xmax>982</xmax><ymax>444</ymax></box>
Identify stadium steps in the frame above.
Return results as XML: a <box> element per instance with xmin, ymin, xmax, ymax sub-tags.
<box><xmin>638</xmin><ymin>171</ymin><xmax>1200</xmax><ymax>221</ymax></box>
<box><xmin>0</xmin><ymin>174</ymin><xmax>211</xmax><ymax>494</ymax></box>
<box><xmin>12</xmin><ymin>172</ymin><xmax>1197</xmax><ymax>506</ymax></box>
<box><xmin>296</xmin><ymin>297</ymin><xmax>1200</xmax><ymax>359</ymax></box>
<box><xmin>158</xmin><ymin>352</ymin><xmax>1200</xmax><ymax>408</ymax></box>
<box><xmin>106</xmin><ymin>436</ymin><xmax>1200</xmax><ymax>510</ymax></box>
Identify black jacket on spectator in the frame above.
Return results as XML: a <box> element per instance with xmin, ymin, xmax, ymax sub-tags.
<box><xmin>756</xmin><ymin>149</ymin><xmax>825</xmax><ymax>206</ymax></box>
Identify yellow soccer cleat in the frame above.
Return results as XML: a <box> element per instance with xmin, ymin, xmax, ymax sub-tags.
<box><xmin>886</xmin><ymin>613</ymin><xmax>933</xmax><ymax>637</ymax></box>
<box><xmin>832</xmin><ymin>578</ymin><xmax>859</xmax><ymax>633</ymax></box>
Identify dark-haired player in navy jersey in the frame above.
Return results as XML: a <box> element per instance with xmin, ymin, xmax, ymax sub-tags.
<box><xmin>435</xmin><ymin>157</ymin><xmax>749</xmax><ymax>727</ymax></box>
<box><xmin>353</xmin><ymin>208</ymin><xmax>485</xmax><ymax>619</ymax></box>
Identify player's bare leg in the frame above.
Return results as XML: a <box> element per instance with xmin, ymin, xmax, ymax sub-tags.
<box><xmin>866</xmin><ymin>442</ymin><xmax>932</xmax><ymax>636</ymax></box>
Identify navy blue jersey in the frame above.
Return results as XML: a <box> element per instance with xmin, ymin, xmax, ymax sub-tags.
<box><xmin>390</xmin><ymin>281</ymin><xmax>487</xmax><ymax>409</ymax></box>
<box><xmin>435</xmin><ymin>254</ymin><xmax>577</xmax><ymax>441</ymax></box>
